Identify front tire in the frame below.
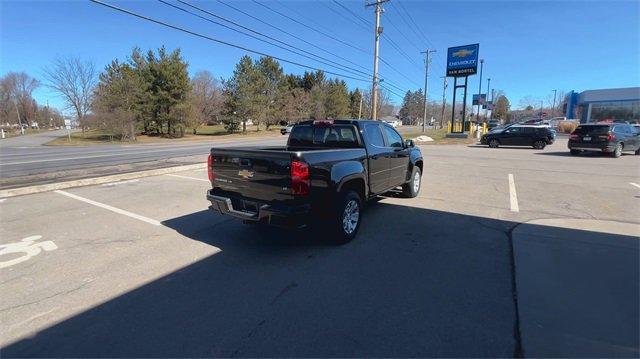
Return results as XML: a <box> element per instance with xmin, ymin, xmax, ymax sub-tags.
<box><xmin>533</xmin><ymin>140</ymin><xmax>546</xmax><ymax>149</ymax></box>
<box><xmin>611</xmin><ymin>143</ymin><xmax>623</xmax><ymax>158</ymax></box>
<box><xmin>488</xmin><ymin>139</ymin><xmax>500</xmax><ymax>148</ymax></box>
<box><xmin>402</xmin><ymin>166</ymin><xmax>422</xmax><ymax>198</ymax></box>
<box><xmin>331</xmin><ymin>190</ymin><xmax>362</xmax><ymax>244</ymax></box>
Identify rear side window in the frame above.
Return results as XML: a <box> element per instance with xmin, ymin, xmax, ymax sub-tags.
<box><xmin>575</xmin><ymin>125</ymin><xmax>610</xmax><ymax>135</ymax></box>
<box><xmin>289</xmin><ymin>124</ymin><xmax>359</xmax><ymax>148</ymax></box>
<box><xmin>364</xmin><ymin>124</ymin><xmax>385</xmax><ymax>147</ymax></box>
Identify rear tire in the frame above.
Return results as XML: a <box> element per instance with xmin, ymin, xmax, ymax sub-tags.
<box><xmin>611</xmin><ymin>143</ymin><xmax>623</xmax><ymax>158</ymax></box>
<box><xmin>402</xmin><ymin>167</ymin><xmax>422</xmax><ymax>198</ymax></box>
<box><xmin>533</xmin><ymin>140</ymin><xmax>546</xmax><ymax>149</ymax></box>
<box><xmin>330</xmin><ymin>190</ymin><xmax>362</xmax><ymax>244</ymax></box>
<box><xmin>488</xmin><ymin>139</ymin><xmax>499</xmax><ymax>148</ymax></box>
<box><xmin>635</xmin><ymin>147</ymin><xmax>640</xmax><ymax>155</ymax></box>
<box><xmin>570</xmin><ymin>149</ymin><xmax>581</xmax><ymax>156</ymax></box>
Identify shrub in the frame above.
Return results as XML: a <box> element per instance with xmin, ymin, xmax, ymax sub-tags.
<box><xmin>557</xmin><ymin>120</ymin><xmax>579</xmax><ymax>133</ymax></box>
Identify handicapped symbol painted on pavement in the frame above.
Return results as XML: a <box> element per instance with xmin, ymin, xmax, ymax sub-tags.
<box><xmin>0</xmin><ymin>235</ymin><xmax>58</xmax><ymax>269</ymax></box>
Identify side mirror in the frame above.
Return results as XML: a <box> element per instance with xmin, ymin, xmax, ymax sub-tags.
<box><xmin>405</xmin><ymin>139</ymin><xmax>415</xmax><ymax>148</ymax></box>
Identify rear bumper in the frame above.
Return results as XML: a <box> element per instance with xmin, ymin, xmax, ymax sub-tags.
<box><xmin>568</xmin><ymin>142</ymin><xmax>615</xmax><ymax>152</ymax></box>
<box><xmin>207</xmin><ymin>190</ymin><xmax>310</xmax><ymax>228</ymax></box>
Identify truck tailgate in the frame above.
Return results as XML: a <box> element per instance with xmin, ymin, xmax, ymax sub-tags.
<box><xmin>210</xmin><ymin>148</ymin><xmax>293</xmax><ymax>202</ymax></box>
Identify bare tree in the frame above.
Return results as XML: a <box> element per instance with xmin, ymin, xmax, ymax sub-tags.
<box><xmin>518</xmin><ymin>95</ymin><xmax>540</xmax><ymax>111</ymax></box>
<box><xmin>190</xmin><ymin>70</ymin><xmax>224</xmax><ymax>127</ymax></box>
<box><xmin>44</xmin><ymin>57</ymin><xmax>97</xmax><ymax>132</ymax></box>
<box><xmin>0</xmin><ymin>72</ymin><xmax>40</xmax><ymax>125</ymax></box>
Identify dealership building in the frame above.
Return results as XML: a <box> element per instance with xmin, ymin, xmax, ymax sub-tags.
<box><xmin>565</xmin><ymin>87</ymin><xmax>640</xmax><ymax>123</ymax></box>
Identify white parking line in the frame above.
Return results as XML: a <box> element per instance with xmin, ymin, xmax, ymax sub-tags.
<box><xmin>165</xmin><ymin>174</ymin><xmax>209</xmax><ymax>182</ymax></box>
<box><xmin>508</xmin><ymin>174</ymin><xmax>519</xmax><ymax>212</ymax></box>
<box><xmin>54</xmin><ymin>190</ymin><xmax>161</xmax><ymax>226</ymax></box>
<box><xmin>630</xmin><ymin>182</ymin><xmax>640</xmax><ymax>189</ymax></box>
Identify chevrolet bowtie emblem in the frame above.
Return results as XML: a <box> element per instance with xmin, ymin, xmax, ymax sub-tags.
<box><xmin>238</xmin><ymin>169</ymin><xmax>254</xmax><ymax>179</ymax></box>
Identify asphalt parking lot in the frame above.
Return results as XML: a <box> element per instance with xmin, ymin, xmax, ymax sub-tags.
<box><xmin>1</xmin><ymin>138</ymin><xmax>638</xmax><ymax>357</ymax></box>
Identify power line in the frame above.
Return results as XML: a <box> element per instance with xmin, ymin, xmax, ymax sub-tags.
<box><xmin>167</xmin><ymin>0</ymin><xmax>372</xmax><ymax>79</ymax></box>
<box><xmin>384</xmin><ymin>13</ymin><xmax>422</xmax><ymax>54</ymax></box>
<box><xmin>252</xmin><ymin>0</ymin><xmax>370</xmax><ymax>54</ymax></box>
<box><xmin>321</xmin><ymin>1</ymin><xmax>369</xmax><ymax>32</ymax></box>
<box><xmin>379</xmin><ymin>57</ymin><xmax>422</xmax><ymax>88</ymax></box>
<box><xmin>89</xmin><ymin>0</ymin><xmax>372</xmax><ymax>82</ymax></box>
<box><xmin>236</xmin><ymin>0</ymin><xmax>413</xmax><ymax>93</ymax></box>
<box><xmin>393</xmin><ymin>0</ymin><xmax>446</xmax><ymax>73</ymax></box>
<box><xmin>394</xmin><ymin>0</ymin><xmax>435</xmax><ymax>49</ymax></box>
<box><xmin>332</xmin><ymin>0</ymin><xmax>371</xmax><ymax>28</ymax></box>
<box><xmin>216</xmin><ymin>0</ymin><xmax>372</xmax><ymax>74</ymax></box>
<box><xmin>176</xmin><ymin>0</ymin><xmax>413</xmax><ymax>94</ymax></box>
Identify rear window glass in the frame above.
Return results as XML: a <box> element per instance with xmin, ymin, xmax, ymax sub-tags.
<box><xmin>289</xmin><ymin>124</ymin><xmax>359</xmax><ymax>148</ymax></box>
<box><xmin>574</xmin><ymin>125</ymin><xmax>610</xmax><ymax>135</ymax></box>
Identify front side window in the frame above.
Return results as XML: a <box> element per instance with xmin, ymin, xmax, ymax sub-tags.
<box><xmin>383</xmin><ymin>125</ymin><xmax>403</xmax><ymax>148</ymax></box>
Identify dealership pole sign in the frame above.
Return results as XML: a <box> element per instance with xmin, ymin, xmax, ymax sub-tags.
<box><xmin>446</xmin><ymin>43</ymin><xmax>479</xmax><ymax>135</ymax></box>
<box><xmin>446</xmin><ymin>43</ymin><xmax>479</xmax><ymax>77</ymax></box>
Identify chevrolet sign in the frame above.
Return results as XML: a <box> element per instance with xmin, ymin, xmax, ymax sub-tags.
<box><xmin>447</xmin><ymin>44</ymin><xmax>480</xmax><ymax>77</ymax></box>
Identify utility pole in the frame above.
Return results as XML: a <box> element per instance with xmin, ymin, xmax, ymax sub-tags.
<box><xmin>551</xmin><ymin>89</ymin><xmax>557</xmax><ymax>117</ymax></box>
<box><xmin>440</xmin><ymin>76</ymin><xmax>447</xmax><ymax>129</ymax></box>
<box><xmin>421</xmin><ymin>49</ymin><xmax>436</xmax><ymax>132</ymax></box>
<box><xmin>366</xmin><ymin>0</ymin><xmax>388</xmax><ymax>120</ymax></box>
<box><xmin>358</xmin><ymin>90</ymin><xmax>364</xmax><ymax>119</ymax></box>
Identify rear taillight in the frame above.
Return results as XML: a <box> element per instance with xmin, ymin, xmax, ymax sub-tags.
<box><xmin>569</xmin><ymin>132</ymin><xmax>578</xmax><ymax>140</ymax></box>
<box><xmin>607</xmin><ymin>133</ymin><xmax>616</xmax><ymax>141</ymax></box>
<box><xmin>291</xmin><ymin>160</ymin><xmax>310</xmax><ymax>196</ymax></box>
<box><xmin>207</xmin><ymin>154</ymin><xmax>215</xmax><ymax>181</ymax></box>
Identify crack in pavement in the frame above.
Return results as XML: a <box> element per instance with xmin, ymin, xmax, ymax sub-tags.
<box><xmin>0</xmin><ymin>281</ymin><xmax>90</xmax><ymax>313</ymax></box>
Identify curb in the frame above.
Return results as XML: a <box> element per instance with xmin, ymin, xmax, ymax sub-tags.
<box><xmin>0</xmin><ymin>163</ymin><xmax>206</xmax><ymax>198</ymax></box>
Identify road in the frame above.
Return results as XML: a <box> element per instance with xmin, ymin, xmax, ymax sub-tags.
<box><xmin>0</xmin><ymin>131</ymin><xmax>286</xmax><ymax>187</ymax></box>
<box><xmin>0</xmin><ymin>129</ymin><xmax>77</xmax><ymax>148</ymax></box>
<box><xmin>1</xmin><ymin>138</ymin><xmax>638</xmax><ymax>357</ymax></box>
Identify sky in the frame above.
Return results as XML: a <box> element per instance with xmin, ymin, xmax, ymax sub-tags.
<box><xmin>1</xmin><ymin>0</ymin><xmax>639</xmax><ymax>113</ymax></box>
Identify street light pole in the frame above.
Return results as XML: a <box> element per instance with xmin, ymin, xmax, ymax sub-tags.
<box><xmin>421</xmin><ymin>49</ymin><xmax>436</xmax><ymax>132</ymax></box>
<box><xmin>476</xmin><ymin>59</ymin><xmax>484</xmax><ymax>139</ymax></box>
<box><xmin>486</xmin><ymin>77</ymin><xmax>491</xmax><ymax>118</ymax></box>
<box><xmin>552</xmin><ymin>89</ymin><xmax>557</xmax><ymax>117</ymax></box>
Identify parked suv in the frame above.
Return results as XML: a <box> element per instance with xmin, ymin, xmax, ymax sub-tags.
<box><xmin>568</xmin><ymin>123</ymin><xmax>640</xmax><ymax>157</ymax></box>
<box><xmin>481</xmin><ymin>125</ymin><xmax>554</xmax><ymax>149</ymax></box>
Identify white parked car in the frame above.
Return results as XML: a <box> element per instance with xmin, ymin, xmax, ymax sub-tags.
<box><xmin>384</xmin><ymin>120</ymin><xmax>401</xmax><ymax>128</ymax></box>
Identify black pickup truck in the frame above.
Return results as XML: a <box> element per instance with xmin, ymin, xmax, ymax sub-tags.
<box><xmin>206</xmin><ymin>119</ymin><xmax>423</xmax><ymax>243</ymax></box>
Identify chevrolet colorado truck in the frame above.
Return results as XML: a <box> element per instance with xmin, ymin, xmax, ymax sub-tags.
<box><xmin>206</xmin><ymin>119</ymin><xmax>423</xmax><ymax>243</ymax></box>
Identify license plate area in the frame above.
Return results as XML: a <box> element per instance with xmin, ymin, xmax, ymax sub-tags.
<box><xmin>231</xmin><ymin>198</ymin><xmax>258</xmax><ymax>213</ymax></box>
<box><xmin>583</xmin><ymin>136</ymin><xmax>591</xmax><ymax>141</ymax></box>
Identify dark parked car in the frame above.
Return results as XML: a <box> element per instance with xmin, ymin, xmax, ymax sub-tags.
<box><xmin>280</xmin><ymin>124</ymin><xmax>294</xmax><ymax>135</ymax></box>
<box><xmin>568</xmin><ymin>123</ymin><xmax>640</xmax><ymax>157</ymax></box>
<box><xmin>206</xmin><ymin>119</ymin><xmax>424</xmax><ymax>243</ymax></box>
<box><xmin>481</xmin><ymin>125</ymin><xmax>554</xmax><ymax>149</ymax></box>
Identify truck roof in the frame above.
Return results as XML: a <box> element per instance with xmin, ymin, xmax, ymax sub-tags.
<box><xmin>296</xmin><ymin>119</ymin><xmax>383</xmax><ymax>126</ymax></box>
